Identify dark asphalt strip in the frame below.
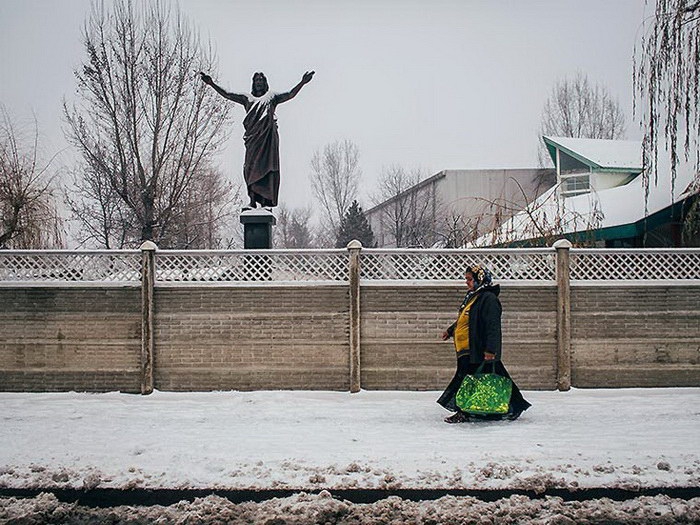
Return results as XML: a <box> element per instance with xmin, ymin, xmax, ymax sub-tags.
<box><xmin>1</xmin><ymin>486</ymin><xmax>700</xmax><ymax>507</ymax></box>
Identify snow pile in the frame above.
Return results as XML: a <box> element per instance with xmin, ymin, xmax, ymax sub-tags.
<box><xmin>1</xmin><ymin>491</ymin><xmax>700</xmax><ymax>524</ymax></box>
<box><xmin>1</xmin><ymin>388</ymin><xmax>699</xmax><ymax>491</ymax></box>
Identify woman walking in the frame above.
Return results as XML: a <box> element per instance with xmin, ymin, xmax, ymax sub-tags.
<box><xmin>438</xmin><ymin>265</ymin><xmax>531</xmax><ymax>423</ymax></box>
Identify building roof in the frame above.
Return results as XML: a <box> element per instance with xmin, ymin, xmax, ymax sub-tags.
<box><xmin>471</xmin><ymin>141</ymin><xmax>697</xmax><ymax>247</ymax></box>
<box><xmin>364</xmin><ymin>168</ymin><xmax>551</xmax><ymax>216</ymax></box>
<box><xmin>543</xmin><ymin>136</ymin><xmax>642</xmax><ymax>172</ymax></box>
<box><xmin>470</xmin><ymin>169</ymin><xmax>697</xmax><ymax>246</ymax></box>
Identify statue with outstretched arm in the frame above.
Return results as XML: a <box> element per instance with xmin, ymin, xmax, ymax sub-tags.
<box><xmin>200</xmin><ymin>71</ymin><xmax>314</xmax><ymax>209</ymax></box>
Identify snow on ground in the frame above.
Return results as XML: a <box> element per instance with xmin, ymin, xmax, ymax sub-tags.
<box><xmin>2</xmin><ymin>492</ymin><xmax>700</xmax><ymax>524</ymax></box>
<box><xmin>1</xmin><ymin>388</ymin><xmax>699</xmax><ymax>492</ymax></box>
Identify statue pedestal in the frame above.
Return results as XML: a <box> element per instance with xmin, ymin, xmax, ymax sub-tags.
<box><xmin>240</xmin><ymin>209</ymin><xmax>276</xmax><ymax>249</ymax></box>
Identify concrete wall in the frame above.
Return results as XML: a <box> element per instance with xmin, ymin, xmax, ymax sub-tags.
<box><xmin>0</xmin><ymin>282</ymin><xmax>698</xmax><ymax>392</ymax></box>
<box><xmin>153</xmin><ymin>286</ymin><xmax>350</xmax><ymax>391</ymax></box>
<box><xmin>359</xmin><ymin>285</ymin><xmax>557</xmax><ymax>390</ymax></box>
<box><xmin>571</xmin><ymin>285</ymin><xmax>700</xmax><ymax>387</ymax></box>
<box><xmin>0</xmin><ymin>287</ymin><xmax>141</xmax><ymax>392</ymax></box>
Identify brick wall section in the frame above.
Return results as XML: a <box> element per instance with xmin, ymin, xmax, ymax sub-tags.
<box><xmin>153</xmin><ymin>286</ymin><xmax>350</xmax><ymax>391</ymax></box>
<box><xmin>1</xmin><ymin>282</ymin><xmax>698</xmax><ymax>393</ymax></box>
<box><xmin>359</xmin><ymin>284</ymin><xmax>557</xmax><ymax>390</ymax></box>
<box><xmin>0</xmin><ymin>287</ymin><xmax>141</xmax><ymax>392</ymax></box>
<box><xmin>571</xmin><ymin>285</ymin><xmax>700</xmax><ymax>387</ymax></box>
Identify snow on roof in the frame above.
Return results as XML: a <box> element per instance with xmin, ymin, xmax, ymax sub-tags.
<box><xmin>544</xmin><ymin>136</ymin><xmax>642</xmax><ymax>171</ymax></box>
<box><xmin>470</xmin><ymin>157</ymin><xmax>697</xmax><ymax>247</ymax></box>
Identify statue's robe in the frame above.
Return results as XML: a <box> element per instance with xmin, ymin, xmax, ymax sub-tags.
<box><xmin>242</xmin><ymin>91</ymin><xmax>281</xmax><ymax>207</ymax></box>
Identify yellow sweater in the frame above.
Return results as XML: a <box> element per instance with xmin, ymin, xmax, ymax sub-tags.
<box><xmin>454</xmin><ymin>296</ymin><xmax>477</xmax><ymax>353</ymax></box>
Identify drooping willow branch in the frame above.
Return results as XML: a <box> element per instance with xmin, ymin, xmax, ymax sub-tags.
<box><xmin>634</xmin><ymin>0</ymin><xmax>700</xmax><ymax>200</ymax></box>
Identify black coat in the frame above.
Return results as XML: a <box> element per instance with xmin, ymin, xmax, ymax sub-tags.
<box><xmin>446</xmin><ymin>285</ymin><xmax>502</xmax><ymax>363</ymax></box>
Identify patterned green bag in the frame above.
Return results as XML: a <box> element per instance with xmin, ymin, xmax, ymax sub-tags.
<box><xmin>455</xmin><ymin>361</ymin><xmax>513</xmax><ymax>415</ymax></box>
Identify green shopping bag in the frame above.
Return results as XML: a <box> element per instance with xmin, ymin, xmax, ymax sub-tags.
<box><xmin>455</xmin><ymin>361</ymin><xmax>513</xmax><ymax>415</ymax></box>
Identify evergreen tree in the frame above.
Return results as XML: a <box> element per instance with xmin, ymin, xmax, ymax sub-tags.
<box><xmin>335</xmin><ymin>200</ymin><xmax>376</xmax><ymax>248</ymax></box>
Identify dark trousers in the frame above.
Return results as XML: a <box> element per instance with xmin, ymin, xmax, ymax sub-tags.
<box><xmin>437</xmin><ymin>356</ymin><xmax>531</xmax><ymax>416</ymax></box>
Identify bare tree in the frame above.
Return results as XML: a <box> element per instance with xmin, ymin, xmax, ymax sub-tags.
<box><xmin>471</xmin><ymin>182</ymin><xmax>604</xmax><ymax>248</ymax></box>
<box><xmin>0</xmin><ymin>107</ymin><xmax>63</xmax><ymax>249</ymax></box>
<box><xmin>273</xmin><ymin>204</ymin><xmax>315</xmax><ymax>248</ymax></box>
<box><xmin>66</xmin><ymin>165</ymin><xmax>133</xmax><ymax>249</ymax></box>
<box><xmin>67</xmin><ymin>166</ymin><xmax>241</xmax><ymax>249</ymax></box>
<box><xmin>372</xmin><ymin>165</ymin><xmax>435</xmax><ymax>247</ymax></box>
<box><xmin>309</xmin><ymin>139</ymin><xmax>360</xmax><ymax>239</ymax></box>
<box><xmin>64</xmin><ymin>0</ymin><xmax>231</xmax><ymax>248</ymax></box>
<box><xmin>433</xmin><ymin>209</ymin><xmax>483</xmax><ymax>248</ymax></box>
<box><xmin>634</xmin><ymin>0</ymin><xmax>700</xmax><ymax>244</ymax></box>
<box><xmin>539</xmin><ymin>72</ymin><xmax>627</xmax><ymax>166</ymax></box>
<box><xmin>158</xmin><ymin>168</ymin><xmax>242</xmax><ymax>249</ymax></box>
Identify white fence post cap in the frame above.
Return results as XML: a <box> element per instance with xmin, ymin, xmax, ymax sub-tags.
<box><xmin>346</xmin><ymin>240</ymin><xmax>363</xmax><ymax>250</ymax></box>
<box><xmin>553</xmin><ymin>239</ymin><xmax>572</xmax><ymax>249</ymax></box>
<box><xmin>140</xmin><ymin>241</ymin><xmax>158</xmax><ymax>251</ymax></box>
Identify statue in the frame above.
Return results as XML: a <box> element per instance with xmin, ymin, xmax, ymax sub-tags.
<box><xmin>200</xmin><ymin>70</ymin><xmax>314</xmax><ymax>209</ymax></box>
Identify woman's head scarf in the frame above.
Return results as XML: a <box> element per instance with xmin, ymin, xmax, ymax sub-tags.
<box><xmin>459</xmin><ymin>264</ymin><xmax>495</xmax><ymax>310</ymax></box>
<box><xmin>468</xmin><ymin>264</ymin><xmax>493</xmax><ymax>290</ymax></box>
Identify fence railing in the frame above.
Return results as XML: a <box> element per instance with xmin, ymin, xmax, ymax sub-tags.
<box><xmin>1</xmin><ymin>246</ymin><xmax>699</xmax><ymax>284</ymax></box>
<box><xmin>570</xmin><ymin>248</ymin><xmax>700</xmax><ymax>281</ymax></box>
<box><xmin>360</xmin><ymin>248</ymin><xmax>555</xmax><ymax>281</ymax></box>
<box><xmin>156</xmin><ymin>250</ymin><xmax>349</xmax><ymax>283</ymax></box>
<box><xmin>0</xmin><ymin>250</ymin><xmax>141</xmax><ymax>284</ymax></box>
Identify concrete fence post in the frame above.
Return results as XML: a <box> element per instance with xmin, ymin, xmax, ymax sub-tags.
<box><xmin>347</xmin><ymin>240</ymin><xmax>363</xmax><ymax>393</ymax></box>
<box><xmin>553</xmin><ymin>239</ymin><xmax>572</xmax><ymax>391</ymax></box>
<box><xmin>140</xmin><ymin>241</ymin><xmax>157</xmax><ymax>395</ymax></box>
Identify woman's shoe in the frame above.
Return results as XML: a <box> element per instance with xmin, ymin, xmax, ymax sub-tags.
<box><xmin>507</xmin><ymin>410</ymin><xmax>523</xmax><ymax>421</ymax></box>
<box><xmin>444</xmin><ymin>411</ymin><xmax>470</xmax><ymax>423</ymax></box>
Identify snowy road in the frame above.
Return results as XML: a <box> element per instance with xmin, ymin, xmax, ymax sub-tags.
<box><xmin>1</xmin><ymin>388</ymin><xmax>698</xmax><ymax>493</ymax></box>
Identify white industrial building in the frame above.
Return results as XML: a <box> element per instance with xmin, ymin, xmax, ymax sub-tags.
<box><xmin>365</xmin><ymin>167</ymin><xmax>554</xmax><ymax>248</ymax></box>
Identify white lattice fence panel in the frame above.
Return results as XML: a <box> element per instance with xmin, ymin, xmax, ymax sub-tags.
<box><xmin>156</xmin><ymin>251</ymin><xmax>349</xmax><ymax>282</ymax></box>
<box><xmin>360</xmin><ymin>250</ymin><xmax>555</xmax><ymax>281</ymax></box>
<box><xmin>571</xmin><ymin>250</ymin><xmax>700</xmax><ymax>280</ymax></box>
<box><xmin>0</xmin><ymin>251</ymin><xmax>141</xmax><ymax>283</ymax></box>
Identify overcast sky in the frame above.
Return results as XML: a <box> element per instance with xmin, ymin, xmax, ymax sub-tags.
<box><xmin>0</xmin><ymin>0</ymin><xmax>649</xmax><ymax>213</ymax></box>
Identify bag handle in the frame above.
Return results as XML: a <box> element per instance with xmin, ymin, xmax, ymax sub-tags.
<box><xmin>475</xmin><ymin>360</ymin><xmax>497</xmax><ymax>375</ymax></box>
